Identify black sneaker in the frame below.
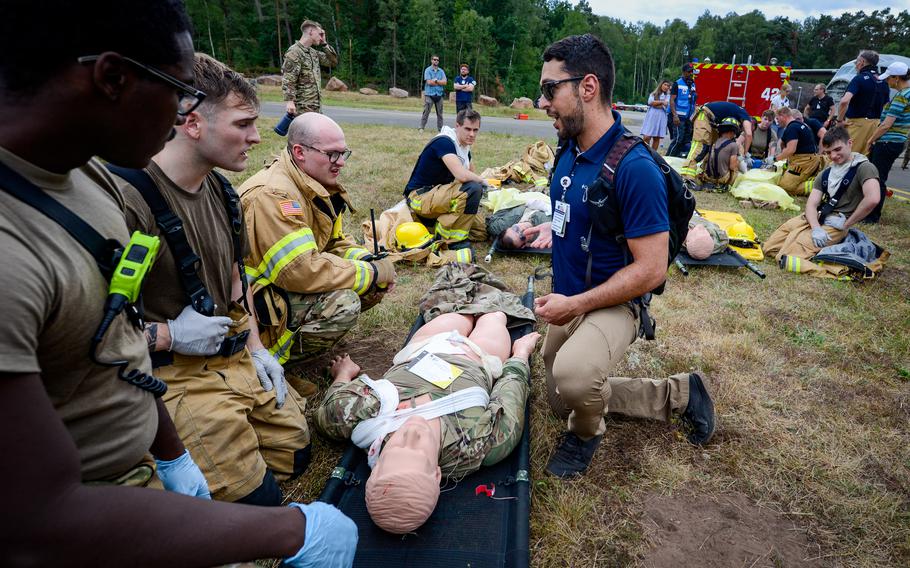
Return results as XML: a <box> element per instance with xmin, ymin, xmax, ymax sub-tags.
<box><xmin>681</xmin><ymin>373</ymin><xmax>715</xmax><ymax>445</ymax></box>
<box><xmin>546</xmin><ymin>432</ymin><xmax>602</xmax><ymax>478</ymax></box>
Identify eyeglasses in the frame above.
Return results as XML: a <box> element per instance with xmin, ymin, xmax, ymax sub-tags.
<box><xmin>77</xmin><ymin>55</ymin><xmax>207</xmax><ymax>116</ymax></box>
<box><xmin>300</xmin><ymin>144</ymin><xmax>352</xmax><ymax>164</ymax></box>
<box><xmin>509</xmin><ymin>224</ymin><xmax>527</xmax><ymax>242</ymax></box>
<box><xmin>540</xmin><ymin>76</ymin><xmax>585</xmax><ymax>101</ymax></box>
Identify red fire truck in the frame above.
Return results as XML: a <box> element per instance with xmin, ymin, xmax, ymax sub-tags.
<box><xmin>693</xmin><ymin>59</ymin><xmax>791</xmax><ymax>118</ymax></box>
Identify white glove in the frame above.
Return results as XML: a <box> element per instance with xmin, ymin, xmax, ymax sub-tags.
<box><xmin>823</xmin><ymin>212</ymin><xmax>847</xmax><ymax>231</ymax></box>
<box><xmin>155</xmin><ymin>450</ymin><xmax>211</xmax><ymax>499</ymax></box>
<box><xmin>811</xmin><ymin>227</ymin><xmax>830</xmax><ymax>248</ymax></box>
<box><xmin>763</xmin><ymin>156</ymin><xmax>775</xmax><ymax>166</ymax></box>
<box><xmin>167</xmin><ymin>305</ymin><xmax>232</xmax><ymax>356</ymax></box>
<box><xmin>252</xmin><ymin>348</ymin><xmax>287</xmax><ymax>408</ymax></box>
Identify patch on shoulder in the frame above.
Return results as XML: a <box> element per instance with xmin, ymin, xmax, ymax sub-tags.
<box><xmin>279</xmin><ymin>200</ymin><xmax>304</xmax><ymax>217</ymax></box>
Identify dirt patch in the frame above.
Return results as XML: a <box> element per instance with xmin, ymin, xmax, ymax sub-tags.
<box><xmin>640</xmin><ymin>492</ymin><xmax>822</xmax><ymax>568</ymax></box>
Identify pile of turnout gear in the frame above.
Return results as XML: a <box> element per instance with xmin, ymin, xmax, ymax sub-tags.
<box><xmin>478</xmin><ymin>140</ymin><xmax>555</xmax><ymax>190</ymax></box>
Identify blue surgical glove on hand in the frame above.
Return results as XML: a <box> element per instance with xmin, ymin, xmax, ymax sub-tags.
<box><xmin>156</xmin><ymin>450</ymin><xmax>211</xmax><ymax>499</ymax></box>
<box><xmin>252</xmin><ymin>348</ymin><xmax>288</xmax><ymax>408</ymax></box>
<box><xmin>284</xmin><ymin>502</ymin><xmax>357</xmax><ymax>568</ymax></box>
<box><xmin>823</xmin><ymin>212</ymin><xmax>847</xmax><ymax>231</ymax></box>
<box><xmin>811</xmin><ymin>227</ymin><xmax>830</xmax><ymax>248</ymax></box>
<box><xmin>167</xmin><ymin>305</ymin><xmax>232</xmax><ymax>356</ymax></box>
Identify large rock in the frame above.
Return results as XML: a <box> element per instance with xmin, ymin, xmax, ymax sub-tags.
<box><xmin>510</xmin><ymin>97</ymin><xmax>533</xmax><ymax>109</ymax></box>
<box><xmin>389</xmin><ymin>87</ymin><xmax>409</xmax><ymax>98</ymax></box>
<box><xmin>359</xmin><ymin>87</ymin><xmax>378</xmax><ymax>95</ymax></box>
<box><xmin>479</xmin><ymin>95</ymin><xmax>499</xmax><ymax>107</ymax></box>
<box><xmin>325</xmin><ymin>77</ymin><xmax>348</xmax><ymax>92</ymax></box>
<box><xmin>257</xmin><ymin>75</ymin><xmax>282</xmax><ymax>86</ymax></box>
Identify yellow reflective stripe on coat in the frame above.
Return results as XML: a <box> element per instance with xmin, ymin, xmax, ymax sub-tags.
<box><xmin>343</xmin><ymin>247</ymin><xmax>371</xmax><ymax>260</ymax></box>
<box><xmin>248</xmin><ymin>228</ymin><xmax>317</xmax><ymax>286</ymax></box>
<box><xmin>269</xmin><ymin>328</ymin><xmax>296</xmax><ymax>364</ymax></box>
<box><xmin>434</xmin><ymin>223</ymin><xmax>468</xmax><ymax>241</ymax></box>
<box><xmin>351</xmin><ymin>259</ymin><xmax>372</xmax><ymax>295</ymax></box>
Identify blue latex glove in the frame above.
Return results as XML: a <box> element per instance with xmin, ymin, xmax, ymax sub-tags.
<box><xmin>284</xmin><ymin>502</ymin><xmax>357</xmax><ymax>568</ymax></box>
<box><xmin>811</xmin><ymin>227</ymin><xmax>830</xmax><ymax>248</ymax></box>
<box><xmin>155</xmin><ymin>450</ymin><xmax>211</xmax><ymax>499</ymax></box>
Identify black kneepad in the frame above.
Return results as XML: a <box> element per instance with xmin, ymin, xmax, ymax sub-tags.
<box><xmin>236</xmin><ymin>469</ymin><xmax>283</xmax><ymax>507</ymax></box>
<box><xmin>460</xmin><ymin>181</ymin><xmax>483</xmax><ymax>214</ymax></box>
<box><xmin>290</xmin><ymin>444</ymin><xmax>312</xmax><ymax>480</ymax></box>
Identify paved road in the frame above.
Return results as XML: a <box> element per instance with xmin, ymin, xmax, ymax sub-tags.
<box><xmin>262</xmin><ymin>101</ymin><xmax>909</xmax><ymax>194</ymax></box>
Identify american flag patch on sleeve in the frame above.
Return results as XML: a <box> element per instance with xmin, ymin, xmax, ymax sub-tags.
<box><xmin>279</xmin><ymin>200</ymin><xmax>303</xmax><ymax>217</ymax></box>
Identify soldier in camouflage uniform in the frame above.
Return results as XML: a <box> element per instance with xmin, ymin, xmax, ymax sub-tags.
<box><xmin>282</xmin><ymin>19</ymin><xmax>338</xmax><ymax>115</ymax></box>
<box><xmin>315</xmin><ymin>312</ymin><xmax>540</xmax><ymax>479</ymax></box>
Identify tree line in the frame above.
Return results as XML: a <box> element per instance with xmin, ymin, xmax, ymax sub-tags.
<box><xmin>184</xmin><ymin>1</ymin><xmax>910</xmax><ymax>103</ymax></box>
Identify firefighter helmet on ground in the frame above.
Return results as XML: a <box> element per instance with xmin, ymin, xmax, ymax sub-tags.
<box><xmin>395</xmin><ymin>222</ymin><xmax>433</xmax><ymax>250</ymax></box>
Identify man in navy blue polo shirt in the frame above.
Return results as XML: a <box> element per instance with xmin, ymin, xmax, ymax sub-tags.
<box><xmin>453</xmin><ymin>64</ymin><xmax>476</xmax><ymax>114</ymax></box>
<box><xmin>775</xmin><ymin>107</ymin><xmax>825</xmax><ymax>195</ymax></box>
<box><xmin>835</xmin><ymin>50</ymin><xmax>890</xmax><ymax>155</ymax></box>
<box><xmin>534</xmin><ymin>34</ymin><xmax>715</xmax><ymax>478</ymax></box>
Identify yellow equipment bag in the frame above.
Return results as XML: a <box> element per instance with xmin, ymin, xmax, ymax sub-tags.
<box><xmin>698</xmin><ymin>209</ymin><xmax>764</xmax><ymax>261</ymax></box>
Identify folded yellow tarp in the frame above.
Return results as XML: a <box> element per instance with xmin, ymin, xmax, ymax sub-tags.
<box><xmin>698</xmin><ymin>209</ymin><xmax>764</xmax><ymax>261</ymax></box>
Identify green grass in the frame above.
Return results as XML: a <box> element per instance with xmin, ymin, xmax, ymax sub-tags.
<box><xmin>256</xmin><ymin>84</ymin><xmax>550</xmax><ymax>120</ymax></box>
<box><xmin>237</xmin><ymin>118</ymin><xmax>910</xmax><ymax>567</ymax></box>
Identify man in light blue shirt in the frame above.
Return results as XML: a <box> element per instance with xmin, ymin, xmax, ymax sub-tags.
<box><xmin>420</xmin><ymin>54</ymin><xmax>447</xmax><ymax>132</ymax></box>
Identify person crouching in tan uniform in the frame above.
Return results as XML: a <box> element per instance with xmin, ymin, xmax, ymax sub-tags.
<box><xmin>239</xmin><ymin>113</ymin><xmax>397</xmax><ymax>364</ymax></box>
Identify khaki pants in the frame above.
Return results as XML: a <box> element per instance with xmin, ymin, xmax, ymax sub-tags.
<box><xmin>681</xmin><ymin>106</ymin><xmax>716</xmax><ymax>179</ymax></box>
<box><xmin>155</xmin><ymin>347</ymin><xmax>310</xmax><ymax>502</ymax></box>
<box><xmin>846</xmin><ymin>118</ymin><xmax>878</xmax><ymax>156</ymax></box>
<box><xmin>779</xmin><ymin>153</ymin><xmax>825</xmax><ymax>196</ymax></box>
<box><xmin>762</xmin><ymin>214</ymin><xmax>848</xmax><ymax>277</ymax></box>
<box><xmin>407</xmin><ymin>181</ymin><xmax>484</xmax><ymax>244</ymax></box>
<box><xmin>542</xmin><ymin>303</ymin><xmax>690</xmax><ymax>440</ymax></box>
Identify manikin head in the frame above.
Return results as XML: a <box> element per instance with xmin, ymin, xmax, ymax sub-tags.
<box><xmin>365</xmin><ymin>415</ymin><xmax>442</xmax><ymax>534</ymax></box>
<box><xmin>287</xmin><ymin>113</ymin><xmax>351</xmax><ymax>187</ymax></box>
<box><xmin>539</xmin><ymin>34</ymin><xmax>615</xmax><ymax>141</ymax></box>
<box><xmin>455</xmin><ymin>108</ymin><xmax>481</xmax><ymax>147</ymax></box>
<box><xmin>822</xmin><ymin>127</ymin><xmax>853</xmax><ymax>166</ymax></box>
<box><xmin>501</xmin><ymin>222</ymin><xmax>532</xmax><ymax>249</ymax></box>
<box><xmin>169</xmin><ymin>53</ymin><xmax>260</xmax><ymax>172</ymax></box>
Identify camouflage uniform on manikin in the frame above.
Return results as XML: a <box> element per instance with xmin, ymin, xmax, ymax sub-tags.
<box><xmin>239</xmin><ymin>149</ymin><xmax>384</xmax><ymax>363</ymax></box>
<box><xmin>316</xmin><ymin>355</ymin><xmax>530</xmax><ymax>477</ymax></box>
<box><xmin>281</xmin><ymin>41</ymin><xmax>338</xmax><ymax>114</ymax></box>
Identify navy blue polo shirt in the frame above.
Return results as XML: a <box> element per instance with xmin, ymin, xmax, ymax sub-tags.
<box><xmin>705</xmin><ymin>101</ymin><xmax>754</xmax><ymax>127</ymax></box>
<box><xmin>781</xmin><ymin>121</ymin><xmax>817</xmax><ymax>154</ymax></box>
<box><xmin>454</xmin><ymin>75</ymin><xmax>476</xmax><ymax>103</ymax></box>
<box><xmin>405</xmin><ymin>136</ymin><xmax>468</xmax><ymax>193</ymax></box>
<box><xmin>804</xmin><ymin>117</ymin><xmax>824</xmax><ymax>142</ymax></box>
<box><xmin>845</xmin><ymin>68</ymin><xmax>887</xmax><ymax>119</ymax></box>
<box><xmin>550</xmin><ymin>111</ymin><xmax>669</xmax><ymax>297</ymax></box>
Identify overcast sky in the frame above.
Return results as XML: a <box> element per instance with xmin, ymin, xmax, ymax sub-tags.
<box><xmin>587</xmin><ymin>0</ymin><xmax>909</xmax><ymax>26</ymax></box>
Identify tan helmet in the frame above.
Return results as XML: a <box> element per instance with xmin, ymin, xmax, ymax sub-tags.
<box><xmin>395</xmin><ymin>222</ymin><xmax>433</xmax><ymax>250</ymax></box>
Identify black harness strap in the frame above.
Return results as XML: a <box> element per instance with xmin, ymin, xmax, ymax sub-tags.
<box><xmin>0</xmin><ymin>161</ymin><xmax>121</xmax><ymax>277</ymax></box>
<box><xmin>818</xmin><ymin>164</ymin><xmax>861</xmax><ymax>223</ymax></box>
<box><xmin>706</xmin><ymin>138</ymin><xmax>735</xmax><ymax>179</ymax></box>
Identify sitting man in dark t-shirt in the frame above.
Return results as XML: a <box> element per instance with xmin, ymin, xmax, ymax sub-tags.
<box><xmin>804</xmin><ymin>83</ymin><xmax>835</xmax><ymax>125</ymax></box>
<box><xmin>404</xmin><ymin>108</ymin><xmax>487</xmax><ymax>258</ymax></box>
<box><xmin>793</xmin><ymin>109</ymin><xmax>827</xmax><ymax>146</ymax></box>
<box><xmin>775</xmin><ymin>107</ymin><xmax>824</xmax><ymax>195</ymax></box>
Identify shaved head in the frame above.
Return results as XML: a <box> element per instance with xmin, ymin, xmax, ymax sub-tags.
<box><xmin>287</xmin><ymin>112</ymin><xmax>342</xmax><ymax>151</ymax></box>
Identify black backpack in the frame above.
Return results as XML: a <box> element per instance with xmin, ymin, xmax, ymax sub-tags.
<box><xmin>552</xmin><ymin>129</ymin><xmax>696</xmax><ymax>338</ymax></box>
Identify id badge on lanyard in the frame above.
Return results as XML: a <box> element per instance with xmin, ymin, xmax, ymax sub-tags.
<box><xmin>552</xmin><ymin>175</ymin><xmax>572</xmax><ymax>237</ymax></box>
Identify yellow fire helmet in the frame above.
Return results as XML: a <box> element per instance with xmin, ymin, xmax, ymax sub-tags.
<box><xmin>726</xmin><ymin>221</ymin><xmax>757</xmax><ymax>244</ymax></box>
<box><xmin>395</xmin><ymin>222</ymin><xmax>433</xmax><ymax>250</ymax></box>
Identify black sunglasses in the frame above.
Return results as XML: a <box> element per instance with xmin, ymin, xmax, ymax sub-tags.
<box><xmin>540</xmin><ymin>76</ymin><xmax>585</xmax><ymax>101</ymax></box>
<box><xmin>300</xmin><ymin>143</ymin><xmax>352</xmax><ymax>164</ymax></box>
<box><xmin>77</xmin><ymin>55</ymin><xmax>207</xmax><ymax>116</ymax></box>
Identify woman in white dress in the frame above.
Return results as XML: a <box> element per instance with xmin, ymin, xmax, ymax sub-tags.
<box><xmin>641</xmin><ymin>80</ymin><xmax>671</xmax><ymax>150</ymax></box>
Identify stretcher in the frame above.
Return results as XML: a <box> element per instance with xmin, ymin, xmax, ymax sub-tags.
<box><xmin>674</xmin><ymin>247</ymin><xmax>766</xmax><ymax>279</ymax></box>
<box><xmin>483</xmin><ymin>236</ymin><xmax>551</xmax><ymax>263</ymax></box>
<box><xmin>317</xmin><ymin>278</ymin><xmax>536</xmax><ymax>568</ymax></box>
